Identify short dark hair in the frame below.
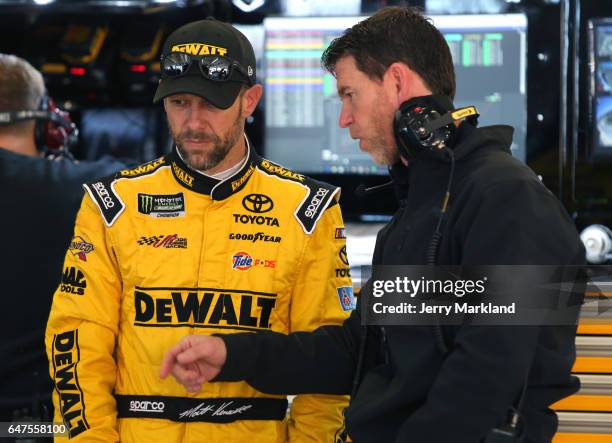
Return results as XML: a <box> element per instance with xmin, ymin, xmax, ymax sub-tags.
<box><xmin>0</xmin><ymin>54</ymin><xmax>45</xmax><ymax>112</ymax></box>
<box><xmin>0</xmin><ymin>54</ymin><xmax>45</xmax><ymax>134</ymax></box>
<box><xmin>321</xmin><ymin>6</ymin><xmax>456</xmax><ymax>99</ymax></box>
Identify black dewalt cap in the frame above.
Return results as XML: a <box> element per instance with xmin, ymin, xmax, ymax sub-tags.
<box><xmin>153</xmin><ymin>17</ymin><xmax>256</xmax><ymax>109</ymax></box>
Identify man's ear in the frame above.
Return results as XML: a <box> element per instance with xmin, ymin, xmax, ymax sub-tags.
<box><xmin>384</xmin><ymin>62</ymin><xmax>432</xmax><ymax>107</ymax></box>
<box><xmin>241</xmin><ymin>84</ymin><xmax>263</xmax><ymax>117</ymax></box>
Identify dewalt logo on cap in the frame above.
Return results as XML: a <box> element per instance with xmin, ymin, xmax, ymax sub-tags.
<box><xmin>171</xmin><ymin>43</ymin><xmax>228</xmax><ymax>57</ymax></box>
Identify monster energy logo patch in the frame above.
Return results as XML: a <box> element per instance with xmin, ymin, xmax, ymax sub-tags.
<box><xmin>138</xmin><ymin>193</ymin><xmax>185</xmax><ymax>218</ymax></box>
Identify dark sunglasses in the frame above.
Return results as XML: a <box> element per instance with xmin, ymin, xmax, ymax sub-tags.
<box><xmin>160</xmin><ymin>52</ymin><xmax>254</xmax><ymax>85</ymax></box>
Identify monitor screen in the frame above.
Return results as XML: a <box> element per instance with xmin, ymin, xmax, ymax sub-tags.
<box><xmin>77</xmin><ymin>107</ymin><xmax>169</xmax><ymax>163</ymax></box>
<box><xmin>262</xmin><ymin>14</ymin><xmax>528</xmax><ymax>174</ymax></box>
<box><xmin>589</xmin><ymin>18</ymin><xmax>612</xmax><ymax>160</ymax></box>
<box><xmin>233</xmin><ymin>23</ymin><xmax>265</xmax><ymax>75</ymax></box>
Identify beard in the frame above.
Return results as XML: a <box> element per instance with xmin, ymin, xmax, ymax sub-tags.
<box><xmin>171</xmin><ymin>100</ymin><xmax>243</xmax><ymax>172</ymax></box>
<box><xmin>367</xmin><ymin>97</ymin><xmax>400</xmax><ymax>166</ymax></box>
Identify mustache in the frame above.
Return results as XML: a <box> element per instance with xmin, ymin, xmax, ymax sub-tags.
<box><xmin>177</xmin><ymin>129</ymin><xmax>218</xmax><ymax>142</ymax></box>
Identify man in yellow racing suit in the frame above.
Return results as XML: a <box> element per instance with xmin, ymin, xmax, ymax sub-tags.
<box><xmin>45</xmin><ymin>18</ymin><xmax>353</xmax><ymax>443</ymax></box>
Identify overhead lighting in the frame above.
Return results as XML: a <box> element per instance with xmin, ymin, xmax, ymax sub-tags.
<box><xmin>232</xmin><ymin>0</ymin><xmax>265</xmax><ymax>13</ymax></box>
<box><xmin>33</xmin><ymin>0</ymin><xmax>55</xmax><ymax>4</ymax></box>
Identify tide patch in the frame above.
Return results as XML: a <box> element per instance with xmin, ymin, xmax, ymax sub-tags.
<box><xmin>232</xmin><ymin>251</ymin><xmax>276</xmax><ymax>271</ymax></box>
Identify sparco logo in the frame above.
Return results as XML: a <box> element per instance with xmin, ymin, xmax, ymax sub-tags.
<box><xmin>242</xmin><ymin>194</ymin><xmax>273</xmax><ymax>213</ymax></box>
<box><xmin>305</xmin><ymin>188</ymin><xmax>329</xmax><ymax>218</ymax></box>
<box><xmin>129</xmin><ymin>400</ymin><xmax>165</xmax><ymax>413</ymax></box>
<box><xmin>60</xmin><ymin>266</ymin><xmax>87</xmax><ymax>295</ymax></box>
<box><xmin>233</xmin><ymin>214</ymin><xmax>279</xmax><ymax>227</ymax></box>
<box><xmin>91</xmin><ymin>182</ymin><xmax>114</xmax><ymax>209</ymax></box>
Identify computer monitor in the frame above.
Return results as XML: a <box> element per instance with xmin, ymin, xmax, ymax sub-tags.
<box><xmin>76</xmin><ymin>107</ymin><xmax>169</xmax><ymax>163</ymax></box>
<box><xmin>588</xmin><ymin>17</ymin><xmax>612</xmax><ymax>160</ymax></box>
<box><xmin>262</xmin><ymin>14</ymin><xmax>528</xmax><ymax>175</ymax></box>
<box><xmin>233</xmin><ymin>23</ymin><xmax>265</xmax><ymax>75</ymax></box>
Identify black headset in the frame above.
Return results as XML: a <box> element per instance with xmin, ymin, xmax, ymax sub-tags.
<box><xmin>393</xmin><ymin>94</ymin><xmax>479</xmax><ymax>160</ymax></box>
<box><xmin>0</xmin><ymin>95</ymin><xmax>78</xmax><ymax>154</ymax></box>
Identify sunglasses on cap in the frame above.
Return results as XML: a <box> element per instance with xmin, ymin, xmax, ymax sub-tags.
<box><xmin>160</xmin><ymin>52</ymin><xmax>254</xmax><ymax>86</ymax></box>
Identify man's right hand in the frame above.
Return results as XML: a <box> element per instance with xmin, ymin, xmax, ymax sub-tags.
<box><xmin>159</xmin><ymin>334</ymin><xmax>227</xmax><ymax>392</ymax></box>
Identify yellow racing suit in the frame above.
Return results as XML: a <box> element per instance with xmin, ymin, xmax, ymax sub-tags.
<box><xmin>45</xmin><ymin>138</ymin><xmax>354</xmax><ymax>442</ymax></box>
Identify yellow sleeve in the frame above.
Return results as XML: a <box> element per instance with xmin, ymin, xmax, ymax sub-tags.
<box><xmin>45</xmin><ymin>195</ymin><xmax>121</xmax><ymax>442</ymax></box>
<box><xmin>287</xmin><ymin>201</ymin><xmax>353</xmax><ymax>443</ymax></box>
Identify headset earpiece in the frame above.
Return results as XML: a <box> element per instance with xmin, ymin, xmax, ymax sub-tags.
<box><xmin>0</xmin><ymin>94</ymin><xmax>79</xmax><ymax>154</ymax></box>
<box><xmin>394</xmin><ymin>95</ymin><xmax>479</xmax><ymax>160</ymax></box>
<box><xmin>34</xmin><ymin>95</ymin><xmax>49</xmax><ymax>150</ymax></box>
<box><xmin>36</xmin><ymin>95</ymin><xmax>79</xmax><ymax>153</ymax></box>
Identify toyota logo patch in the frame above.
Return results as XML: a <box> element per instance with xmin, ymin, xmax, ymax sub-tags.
<box><xmin>339</xmin><ymin>245</ymin><xmax>349</xmax><ymax>266</ymax></box>
<box><xmin>242</xmin><ymin>194</ymin><xmax>274</xmax><ymax>213</ymax></box>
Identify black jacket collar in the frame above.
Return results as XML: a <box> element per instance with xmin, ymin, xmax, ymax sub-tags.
<box><xmin>389</xmin><ymin>124</ymin><xmax>514</xmax><ymax>194</ymax></box>
<box><xmin>167</xmin><ymin>134</ymin><xmax>261</xmax><ymax>200</ymax></box>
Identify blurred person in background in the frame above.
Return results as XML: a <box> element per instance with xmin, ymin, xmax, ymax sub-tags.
<box><xmin>0</xmin><ymin>53</ymin><xmax>128</xmax><ymax>422</ymax></box>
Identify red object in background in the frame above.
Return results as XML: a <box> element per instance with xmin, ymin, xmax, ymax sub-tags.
<box><xmin>130</xmin><ymin>64</ymin><xmax>146</xmax><ymax>73</ymax></box>
<box><xmin>69</xmin><ymin>67</ymin><xmax>86</xmax><ymax>76</ymax></box>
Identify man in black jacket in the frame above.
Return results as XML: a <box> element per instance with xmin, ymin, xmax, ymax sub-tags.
<box><xmin>160</xmin><ymin>7</ymin><xmax>585</xmax><ymax>442</ymax></box>
<box><xmin>0</xmin><ymin>53</ymin><xmax>127</xmax><ymax>421</ymax></box>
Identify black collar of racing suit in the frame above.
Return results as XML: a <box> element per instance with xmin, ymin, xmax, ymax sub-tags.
<box><xmin>167</xmin><ymin>134</ymin><xmax>261</xmax><ymax>200</ymax></box>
